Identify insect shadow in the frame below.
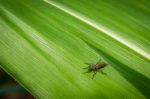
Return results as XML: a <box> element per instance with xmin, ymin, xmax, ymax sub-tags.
<box><xmin>83</xmin><ymin>59</ymin><xmax>108</xmax><ymax>79</ymax></box>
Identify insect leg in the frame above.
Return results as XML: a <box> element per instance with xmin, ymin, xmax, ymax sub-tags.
<box><xmin>84</xmin><ymin>63</ymin><xmax>92</xmax><ymax>65</ymax></box>
<box><xmin>82</xmin><ymin>67</ymin><xmax>89</xmax><ymax>69</ymax></box>
<box><xmin>92</xmin><ymin>71</ymin><xmax>97</xmax><ymax>79</ymax></box>
<box><xmin>83</xmin><ymin>70</ymin><xmax>91</xmax><ymax>74</ymax></box>
<box><xmin>101</xmin><ymin>70</ymin><xmax>107</xmax><ymax>75</ymax></box>
<box><xmin>96</xmin><ymin>59</ymin><xmax>101</xmax><ymax>64</ymax></box>
<box><xmin>98</xmin><ymin>59</ymin><xmax>101</xmax><ymax>62</ymax></box>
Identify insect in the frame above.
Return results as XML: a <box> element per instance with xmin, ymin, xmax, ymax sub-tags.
<box><xmin>83</xmin><ymin>59</ymin><xmax>108</xmax><ymax>79</ymax></box>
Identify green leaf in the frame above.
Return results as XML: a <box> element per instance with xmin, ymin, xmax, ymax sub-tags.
<box><xmin>0</xmin><ymin>0</ymin><xmax>150</xmax><ymax>98</ymax></box>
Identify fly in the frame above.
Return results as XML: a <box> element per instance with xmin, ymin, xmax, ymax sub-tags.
<box><xmin>83</xmin><ymin>59</ymin><xmax>108</xmax><ymax>79</ymax></box>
